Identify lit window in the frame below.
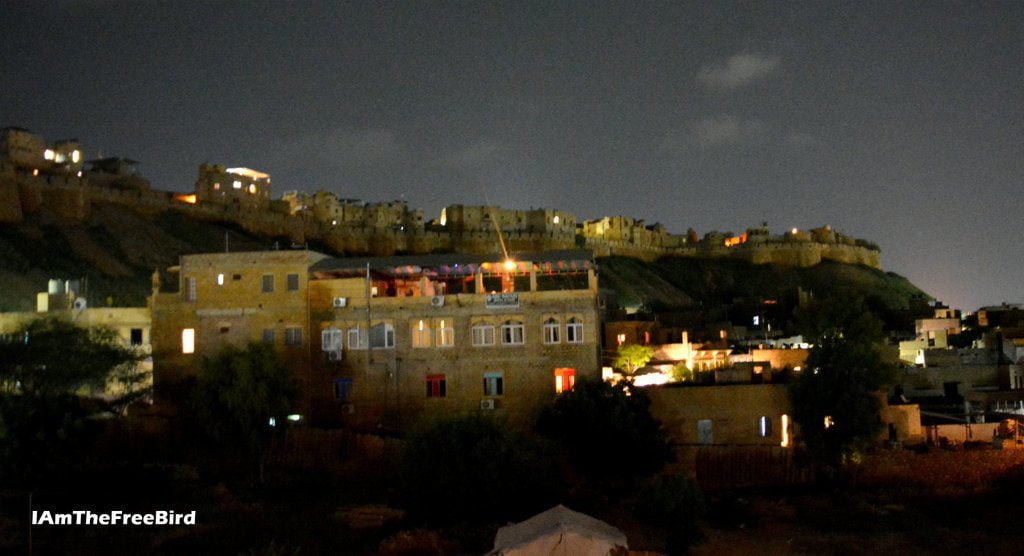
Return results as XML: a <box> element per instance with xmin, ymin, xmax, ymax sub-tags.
<box><xmin>616</xmin><ymin>333</ymin><xmax>626</xmax><ymax>346</ymax></box>
<box><xmin>217</xmin><ymin>273</ymin><xmax>225</xmax><ymax>286</ymax></box>
<box><xmin>554</xmin><ymin>368</ymin><xmax>576</xmax><ymax>393</ymax></box>
<box><xmin>284</xmin><ymin>327</ymin><xmax>302</xmax><ymax>346</ymax></box>
<box><xmin>427</xmin><ymin>374</ymin><xmax>446</xmax><ymax>397</ymax></box>
<box><xmin>758</xmin><ymin>416</ymin><xmax>772</xmax><ymax>438</ymax></box>
<box><xmin>501</xmin><ymin>320</ymin><xmax>524</xmax><ymax>345</ymax></box>
<box><xmin>543</xmin><ymin>318</ymin><xmax>560</xmax><ymax>344</ymax></box>
<box><xmin>334</xmin><ymin>378</ymin><xmax>352</xmax><ymax>402</ymax></box>
<box><xmin>553</xmin><ymin>215</ymin><xmax>560</xmax><ymax>224</ymax></box>
<box><xmin>181</xmin><ymin>329</ymin><xmax>195</xmax><ymax>354</ymax></box>
<box><xmin>71</xmin><ymin>150</ymin><xmax>80</xmax><ymax>163</ymax></box>
<box><xmin>233</xmin><ymin>180</ymin><xmax>242</xmax><ymax>189</ymax></box>
<box><xmin>412</xmin><ymin>320</ymin><xmax>432</xmax><ymax>348</ymax></box>
<box><xmin>262</xmin><ymin>274</ymin><xmax>274</xmax><ymax>293</ymax></box>
<box><xmin>824</xmin><ymin>415</ymin><xmax>834</xmax><ymax>429</ymax></box>
<box><xmin>370</xmin><ymin>322</ymin><xmax>395</xmax><ymax>348</ymax></box>
<box><xmin>213</xmin><ymin>182</ymin><xmax>220</xmax><ymax>190</ymax></box>
<box><xmin>781</xmin><ymin>414</ymin><xmax>791</xmax><ymax>447</ymax></box>
<box><xmin>697</xmin><ymin>419</ymin><xmax>713</xmax><ymax>445</ymax></box>
<box><xmin>472</xmin><ymin>323</ymin><xmax>495</xmax><ymax>346</ymax></box>
<box><xmin>287</xmin><ymin>273</ymin><xmax>300</xmax><ymax>291</ymax></box>
<box><xmin>248</xmin><ymin>183</ymin><xmax>256</xmax><ymax>194</ymax></box>
<box><xmin>348</xmin><ymin>327</ymin><xmax>367</xmax><ymax>350</ymax></box>
<box><xmin>44</xmin><ymin>149</ymin><xmax>54</xmax><ymax>160</ymax></box>
<box><xmin>185</xmin><ymin>277</ymin><xmax>197</xmax><ymax>301</ymax></box>
<box><xmin>483</xmin><ymin>372</ymin><xmax>504</xmax><ymax>397</ymax></box>
<box><xmin>436</xmin><ymin>319</ymin><xmax>454</xmax><ymax>347</ymax></box>
<box><xmin>566</xmin><ymin>318</ymin><xmax>583</xmax><ymax>343</ymax></box>
<box><xmin>262</xmin><ymin>328</ymin><xmax>275</xmax><ymax>344</ymax></box>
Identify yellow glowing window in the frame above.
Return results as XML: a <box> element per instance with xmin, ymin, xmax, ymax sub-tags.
<box><xmin>213</xmin><ymin>182</ymin><xmax>220</xmax><ymax>190</ymax></box>
<box><xmin>182</xmin><ymin>328</ymin><xmax>195</xmax><ymax>354</ymax></box>
<box><xmin>232</xmin><ymin>180</ymin><xmax>242</xmax><ymax>189</ymax></box>
<box><xmin>781</xmin><ymin>414</ymin><xmax>791</xmax><ymax>447</ymax></box>
<box><xmin>553</xmin><ymin>215</ymin><xmax>560</xmax><ymax>224</ymax></box>
<box><xmin>412</xmin><ymin>320</ymin><xmax>431</xmax><ymax>348</ymax></box>
<box><xmin>437</xmin><ymin>320</ymin><xmax>454</xmax><ymax>347</ymax></box>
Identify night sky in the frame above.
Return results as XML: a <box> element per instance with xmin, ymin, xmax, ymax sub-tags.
<box><xmin>3</xmin><ymin>2</ymin><xmax>1021</xmax><ymax>312</ymax></box>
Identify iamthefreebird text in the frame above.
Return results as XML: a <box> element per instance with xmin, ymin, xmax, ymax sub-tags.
<box><xmin>31</xmin><ymin>510</ymin><xmax>197</xmax><ymax>526</ymax></box>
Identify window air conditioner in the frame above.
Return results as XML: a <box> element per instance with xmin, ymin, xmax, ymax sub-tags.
<box><xmin>341</xmin><ymin>403</ymin><xmax>355</xmax><ymax>414</ymax></box>
<box><xmin>327</xmin><ymin>350</ymin><xmax>342</xmax><ymax>362</ymax></box>
<box><xmin>431</xmin><ymin>296</ymin><xmax>444</xmax><ymax>308</ymax></box>
<box><xmin>333</xmin><ymin>297</ymin><xmax>347</xmax><ymax>308</ymax></box>
<box><xmin>480</xmin><ymin>399</ymin><xmax>496</xmax><ymax>410</ymax></box>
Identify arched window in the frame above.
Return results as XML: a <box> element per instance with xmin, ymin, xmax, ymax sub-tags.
<box><xmin>543</xmin><ymin>318</ymin><xmax>560</xmax><ymax>344</ymax></box>
<box><xmin>566</xmin><ymin>317</ymin><xmax>584</xmax><ymax>343</ymax></box>
<box><xmin>501</xmin><ymin>320</ymin><xmax>524</xmax><ymax>345</ymax></box>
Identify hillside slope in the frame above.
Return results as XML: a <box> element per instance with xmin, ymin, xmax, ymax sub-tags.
<box><xmin>0</xmin><ymin>203</ymin><xmax>930</xmax><ymax>327</ymax></box>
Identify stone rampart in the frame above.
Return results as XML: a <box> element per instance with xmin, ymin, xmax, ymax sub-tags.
<box><xmin>0</xmin><ymin>170</ymin><xmax>883</xmax><ymax>268</ymax></box>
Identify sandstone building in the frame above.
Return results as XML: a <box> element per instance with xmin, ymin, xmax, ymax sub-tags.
<box><xmin>150</xmin><ymin>249</ymin><xmax>601</xmax><ymax>431</ymax></box>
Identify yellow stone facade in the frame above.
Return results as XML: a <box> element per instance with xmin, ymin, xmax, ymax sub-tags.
<box><xmin>150</xmin><ymin>249</ymin><xmax>601</xmax><ymax>431</ymax></box>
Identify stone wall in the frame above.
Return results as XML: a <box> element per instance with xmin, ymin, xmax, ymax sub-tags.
<box><xmin>0</xmin><ymin>169</ymin><xmax>883</xmax><ymax>268</ymax></box>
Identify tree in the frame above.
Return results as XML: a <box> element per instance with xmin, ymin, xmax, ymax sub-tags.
<box><xmin>0</xmin><ymin>317</ymin><xmax>142</xmax><ymax>487</ymax></box>
<box><xmin>537</xmin><ymin>379</ymin><xmax>672</xmax><ymax>486</ymax></box>
<box><xmin>613</xmin><ymin>344</ymin><xmax>655</xmax><ymax>376</ymax></box>
<box><xmin>789</xmin><ymin>295</ymin><xmax>896</xmax><ymax>467</ymax></box>
<box><xmin>401</xmin><ymin>413</ymin><xmax>560</xmax><ymax>525</ymax></box>
<box><xmin>190</xmin><ymin>342</ymin><xmax>296</xmax><ymax>476</ymax></box>
<box><xmin>0</xmin><ymin>317</ymin><xmax>141</xmax><ymax>399</ymax></box>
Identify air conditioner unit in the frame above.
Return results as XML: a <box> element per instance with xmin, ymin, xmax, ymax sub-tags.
<box><xmin>341</xmin><ymin>403</ymin><xmax>355</xmax><ymax>414</ymax></box>
<box><xmin>327</xmin><ymin>350</ymin><xmax>342</xmax><ymax>362</ymax></box>
<box><xmin>430</xmin><ymin>295</ymin><xmax>445</xmax><ymax>308</ymax></box>
<box><xmin>480</xmin><ymin>399</ymin><xmax>496</xmax><ymax>410</ymax></box>
<box><xmin>333</xmin><ymin>297</ymin><xmax>348</xmax><ymax>308</ymax></box>
<box><xmin>72</xmin><ymin>297</ymin><xmax>87</xmax><ymax>310</ymax></box>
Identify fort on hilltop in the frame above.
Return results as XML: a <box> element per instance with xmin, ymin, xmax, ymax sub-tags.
<box><xmin>0</xmin><ymin>126</ymin><xmax>881</xmax><ymax>269</ymax></box>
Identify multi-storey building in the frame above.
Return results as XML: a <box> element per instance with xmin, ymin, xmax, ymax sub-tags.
<box><xmin>194</xmin><ymin>163</ymin><xmax>272</xmax><ymax>208</ymax></box>
<box><xmin>150</xmin><ymin>249</ymin><xmax>601</xmax><ymax>431</ymax></box>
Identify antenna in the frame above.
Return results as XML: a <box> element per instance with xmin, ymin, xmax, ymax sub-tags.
<box><xmin>224</xmin><ymin>231</ymin><xmax>229</xmax><ymax>253</ymax></box>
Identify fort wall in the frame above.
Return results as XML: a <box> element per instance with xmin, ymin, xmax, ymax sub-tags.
<box><xmin>0</xmin><ymin>160</ymin><xmax>883</xmax><ymax>268</ymax></box>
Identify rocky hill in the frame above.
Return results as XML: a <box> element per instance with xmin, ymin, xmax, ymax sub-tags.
<box><xmin>0</xmin><ymin>203</ymin><xmax>930</xmax><ymax>330</ymax></box>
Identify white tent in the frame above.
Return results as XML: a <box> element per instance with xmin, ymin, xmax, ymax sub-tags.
<box><xmin>489</xmin><ymin>504</ymin><xmax>628</xmax><ymax>556</ymax></box>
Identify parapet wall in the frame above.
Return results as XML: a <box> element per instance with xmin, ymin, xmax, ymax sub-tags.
<box><xmin>0</xmin><ymin>171</ymin><xmax>882</xmax><ymax>268</ymax></box>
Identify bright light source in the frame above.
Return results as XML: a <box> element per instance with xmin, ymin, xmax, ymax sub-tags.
<box><xmin>76</xmin><ymin>171</ymin><xmax>82</xmax><ymax>177</ymax></box>
<box><xmin>824</xmin><ymin>415</ymin><xmax>834</xmax><ymax>429</ymax></box>
<box><xmin>248</xmin><ymin>184</ymin><xmax>256</xmax><ymax>194</ymax></box>
<box><xmin>287</xmin><ymin>414</ymin><xmax>302</xmax><ymax>422</ymax></box>
<box><xmin>781</xmin><ymin>414</ymin><xmax>790</xmax><ymax>447</ymax></box>
<box><xmin>32</xmin><ymin>169</ymin><xmax>39</xmax><ymax>176</ymax></box>
<box><xmin>791</xmin><ymin>228</ymin><xmax>798</xmax><ymax>234</ymax></box>
<box><xmin>71</xmin><ymin>150</ymin><xmax>80</xmax><ymax>163</ymax></box>
<box><xmin>553</xmin><ymin>215</ymin><xmax>560</xmax><ymax>224</ymax></box>
<box><xmin>44</xmin><ymin>149</ymin><xmax>54</xmax><ymax>160</ymax></box>
<box><xmin>268</xmin><ymin>417</ymin><xmax>276</xmax><ymax>427</ymax></box>
<box><xmin>504</xmin><ymin>260</ymin><xmax>516</xmax><ymax>271</ymax></box>
<box><xmin>217</xmin><ymin>273</ymin><xmax>225</xmax><ymax>285</ymax></box>
<box><xmin>232</xmin><ymin>180</ymin><xmax>242</xmax><ymax>189</ymax></box>
<box><xmin>182</xmin><ymin>328</ymin><xmax>195</xmax><ymax>354</ymax></box>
